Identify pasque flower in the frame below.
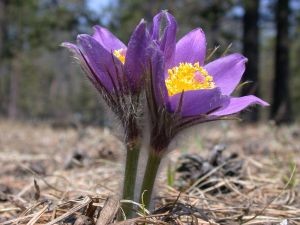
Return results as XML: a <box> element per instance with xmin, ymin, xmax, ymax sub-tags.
<box><xmin>140</xmin><ymin>11</ymin><xmax>269</xmax><ymax>208</ymax></box>
<box><xmin>146</xmin><ymin>11</ymin><xmax>269</xmax><ymax>151</ymax></box>
<box><xmin>62</xmin><ymin>20</ymin><xmax>151</xmax><ymax>95</ymax></box>
<box><xmin>62</xmin><ymin>21</ymin><xmax>152</xmax><ymax>218</ymax></box>
<box><xmin>62</xmin><ymin>21</ymin><xmax>151</xmax><ymax>135</ymax></box>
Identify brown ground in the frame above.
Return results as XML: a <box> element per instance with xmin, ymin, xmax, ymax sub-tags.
<box><xmin>0</xmin><ymin>120</ymin><xmax>299</xmax><ymax>225</ymax></box>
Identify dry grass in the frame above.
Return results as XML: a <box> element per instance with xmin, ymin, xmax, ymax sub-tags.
<box><xmin>0</xmin><ymin>120</ymin><xmax>299</xmax><ymax>224</ymax></box>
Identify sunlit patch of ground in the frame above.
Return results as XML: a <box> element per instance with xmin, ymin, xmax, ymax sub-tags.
<box><xmin>0</xmin><ymin>120</ymin><xmax>299</xmax><ymax>224</ymax></box>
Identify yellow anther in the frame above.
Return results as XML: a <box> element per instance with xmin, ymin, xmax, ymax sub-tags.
<box><xmin>165</xmin><ymin>62</ymin><xmax>215</xmax><ymax>96</ymax></box>
<box><xmin>113</xmin><ymin>49</ymin><xmax>126</xmax><ymax>64</ymax></box>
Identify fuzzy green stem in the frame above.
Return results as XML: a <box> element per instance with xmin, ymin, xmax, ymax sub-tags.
<box><xmin>122</xmin><ymin>140</ymin><xmax>141</xmax><ymax>219</ymax></box>
<box><xmin>140</xmin><ymin>150</ymin><xmax>162</xmax><ymax>210</ymax></box>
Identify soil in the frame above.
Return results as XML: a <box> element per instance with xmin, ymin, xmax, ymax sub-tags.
<box><xmin>0</xmin><ymin>120</ymin><xmax>299</xmax><ymax>224</ymax></box>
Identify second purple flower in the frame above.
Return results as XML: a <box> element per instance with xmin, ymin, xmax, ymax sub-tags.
<box><xmin>62</xmin><ymin>20</ymin><xmax>151</xmax><ymax>95</ymax></box>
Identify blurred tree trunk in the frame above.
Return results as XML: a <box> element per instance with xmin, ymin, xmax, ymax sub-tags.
<box><xmin>0</xmin><ymin>0</ymin><xmax>5</xmax><ymax>55</ymax></box>
<box><xmin>0</xmin><ymin>0</ymin><xmax>9</xmax><ymax>57</ymax></box>
<box><xmin>0</xmin><ymin>0</ymin><xmax>8</xmax><ymax>114</ymax></box>
<box><xmin>241</xmin><ymin>0</ymin><xmax>260</xmax><ymax>122</ymax></box>
<box><xmin>210</xmin><ymin>0</ymin><xmax>221</xmax><ymax>47</ymax></box>
<box><xmin>4</xmin><ymin>0</ymin><xmax>21</xmax><ymax>119</ymax></box>
<box><xmin>270</xmin><ymin>0</ymin><xmax>293</xmax><ymax>123</ymax></box>
<box><xmin>8</xmin><ymin>56</ymin><xmax>21</xmax><ymax>119</ymax></box>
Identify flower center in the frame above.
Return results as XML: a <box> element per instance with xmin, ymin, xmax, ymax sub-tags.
<box><xmin>113</xmin><ymin>48</ymin><xmax>126</xmax><ymax>64</ymax></box>
<box><xmin>165</xmin><ymin>62</ymin><xmax>215</xmax><ymax>96</ymax></box>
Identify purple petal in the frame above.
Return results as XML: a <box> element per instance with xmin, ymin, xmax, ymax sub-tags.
<box><xmin>151</xmin><ymin>11</ymin><xmax>177</xmax><ymax>68</ymax></box>
<box><xmin>204</xmin><ymin>53</ymin><xmax>247</xmax><ymax>95</ymax></box>
<box><xmin>169</xmin><ymin>88</ymin><xmax>228</xmax><ymax>117</ymax></box>
<box><xmin>61</xmin><ymin>42</ymin><xmax>94</xmax><ymax>79</ymax></box>
<box><xmin>173</xmin><ymin>28</ymin><xmax>206</xmax><ymax>66</ymax></box>
<box><xmin>124</xmin><ymin>20</ymin><xmax>152</xmax><ymax>92</ymax></box>
<box><xmin>93</xmin><ymin>25</ymin><xmax>126</xmax><ymax>52</ymax></box>
<box><xmin>149</xmin><ymin>43</ymin><xmax>169</xmax><ymax>107</ymax></box>
<box><xmin>61</xmin><ymin>42</ymin><xmax>80</xmax><ymax>55</ymax></box>
<box><xmin>211</xmin><ymin>95</ymin><xmax>269</xmax><ymax>116</ymax></box>
<box><xmin>77</xmin><ymin>34</ymin><xmax>123</xmax><ymax>91</ymax></box>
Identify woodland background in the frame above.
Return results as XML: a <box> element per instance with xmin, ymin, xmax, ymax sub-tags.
<box><xmin>0</xmin><ymin>0</ymin><xmax>299</xmax><ymax>125</ymax></box>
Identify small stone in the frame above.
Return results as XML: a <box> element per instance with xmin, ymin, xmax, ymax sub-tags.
<box><xmin>74</xmin><ymin>215</ymin><xmax>95</xmax><ymax>225</ymax></box>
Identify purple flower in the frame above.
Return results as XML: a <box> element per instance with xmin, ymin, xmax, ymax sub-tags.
<box><xmin>62</xmin><ymin>20</ymin><xmax>151</xmax><ymax>94</ymax></box>
<box><xmin>62</xmin><ymin>21</ymin><xmax>153</xmax><ymax>141</ymax></box>
<box><xmin>147</xmin><ymin>11</ymin><xmax>269</xmax><ymax>151</ymax></box>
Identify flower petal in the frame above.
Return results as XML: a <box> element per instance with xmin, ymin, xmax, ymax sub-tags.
<box><xmin>211</xmin><ymin>95</ymin><xmax>269</xmax><ymax>116</ymax></box>
<box><xmin>93</xmin><ymin>25</ymin><xmax>126</xmax><ymax>52</ymax></box>
<box><xmin>61</xmin><ymin>42</ymin><xmax>80</xmax><ymax>55</ymax></box>
<box><xmin>124</xmin><ymin>20</ymin><xmax>152</xmax><ymax>92</ymax></box>
<box><xmin>77</xmin><ymin>34</ymin><xmax>123</xmax><ymax>91</ymax></box>
<box><xmin>151</xmin><ymin>11</ymin><xmax>177</xmax><ymax>68</ymax></box>
<box><xmin>149</xmin><ymin>43</ymin><xmax>169</xmax><ymax>107</ymax></box>
<box><xmin>204</xmin><ymin>53</ymin><xmax>247</xmax><ymax>95</ymax></box>
<box><xmin>173</xmin><ymin>28</ymin><xmax>206</xmax><ymax>66</ymax></box>
<box><xmin>169</xmin><ymin>88</ymin><xmax>228</xmax><ymax>117</ymax></box>
<box><xmin>61</xmin><ymin>42</ymin><xmax>92</xmax><ymax>80</ymax></box>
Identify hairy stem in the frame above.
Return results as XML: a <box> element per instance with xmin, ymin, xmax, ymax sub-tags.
<box><xmin>139</xmin><ymin>150</ymin><xmax>162</xmax><ymax>210</ymax></box>
<box><xmin>122</xmin><ymin>140</ymin><xmax>141</xmax><ymax>218</ymax></box>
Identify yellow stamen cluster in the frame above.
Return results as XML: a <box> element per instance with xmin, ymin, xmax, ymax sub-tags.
<box><xmin>165</xmin><ymin>62</ymin><xmax>215</xmax><ymax>96</ymax></box>
<box><xmin>113</xmin><ymin>49</ymin><xmax>126</xmax><ymax>64</ymax></box>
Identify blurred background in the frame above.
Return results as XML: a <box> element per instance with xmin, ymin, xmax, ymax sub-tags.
<box><xmin>0</xmin><ymin>0</ymin><xmax>299</xmax><ymax>125</ymax></box>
